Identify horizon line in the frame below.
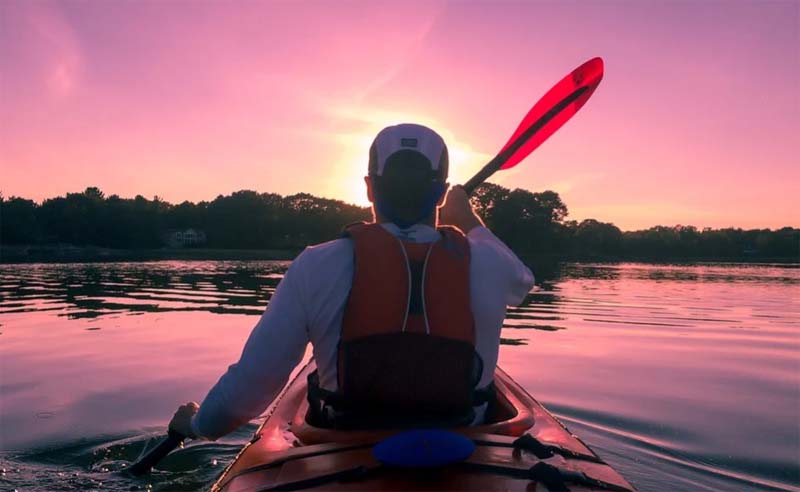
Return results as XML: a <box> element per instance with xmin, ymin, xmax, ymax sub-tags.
<box><xmin>1</xmin><ymin>186</ymin><xmax>797</xmax><ymax>234</ymax></box>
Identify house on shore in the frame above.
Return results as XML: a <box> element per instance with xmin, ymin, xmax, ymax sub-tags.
<box><xmin>163</xmin><ymin>228</ymin><xmax>207</xmax><ymax>248</ymax></box>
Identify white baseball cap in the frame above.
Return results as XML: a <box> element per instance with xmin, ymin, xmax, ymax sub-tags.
<box><xmin>368</xmin><ymin>123</ymin><xmax>449</xmax><ymax>181</ymax></box>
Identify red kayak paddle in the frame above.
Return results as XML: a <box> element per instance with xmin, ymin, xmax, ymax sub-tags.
<box><xmin>463</xmin><ymin>57</ymin><xmax>604</xmax><ymax>195</ymax></box>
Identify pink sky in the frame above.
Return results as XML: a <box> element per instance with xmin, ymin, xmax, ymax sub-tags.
<box><xmin>1</xmin><ymin>0</ymin><xmax>797</xmax><ymax>230</ymax></box>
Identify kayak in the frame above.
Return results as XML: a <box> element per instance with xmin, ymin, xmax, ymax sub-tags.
<box><xmin>211</xmin><ymin>361</ymin><xmax>635</xmax><ymax>491</ymax></box>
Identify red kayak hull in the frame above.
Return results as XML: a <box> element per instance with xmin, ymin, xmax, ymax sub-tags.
<box><xmin>212</xmin><ymin>361</ymin><xmax>635</xmax><ymax>491</ymax></box>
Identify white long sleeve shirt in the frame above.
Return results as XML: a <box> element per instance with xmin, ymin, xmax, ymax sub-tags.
<box><xmin>191</xmin><ymin>224</ymin><xmax>534</xmax><ymax>440</ymax></box>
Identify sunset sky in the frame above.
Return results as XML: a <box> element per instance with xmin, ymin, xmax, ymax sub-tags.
<box><xmin>1</xmin><ymin>1</ymin><xmax>797</xmax><ymax>230</ymax></box>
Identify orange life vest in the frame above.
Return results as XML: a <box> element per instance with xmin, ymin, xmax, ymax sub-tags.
<box><xmin>308</xmin><ymin>222</ymin><xmax>483</xmax><ymax>429</ymax></box>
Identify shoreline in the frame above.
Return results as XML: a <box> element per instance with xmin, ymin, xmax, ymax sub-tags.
<box><xmin>1</xmin><ymin>244</ymin><xmax>796</xmax><ymax>266</ymax></box>
<box><xmin>0</xmin><ymin>245</ymin><xmax>301</xmax><ymax>264</ymax></box>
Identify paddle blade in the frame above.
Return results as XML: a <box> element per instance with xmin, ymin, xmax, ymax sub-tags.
<box><xmin>129</xmin><ymin>430</ymin><xmax>185</xmax><ymax>476</ymax></box>
<box><xmin>498</xmin><ymin>57</ymin><xmax>604</xmax><ymax>170</ymax></box>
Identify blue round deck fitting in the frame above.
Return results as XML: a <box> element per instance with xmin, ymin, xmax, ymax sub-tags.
<box><xmin>373</xmin><ymin>429</ymin><xmax>476</xmax><ymax>468</ymax></box>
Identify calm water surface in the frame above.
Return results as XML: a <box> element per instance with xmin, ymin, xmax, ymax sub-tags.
<box><xmin>0</xmin><ymin>261</ymin><xmax>798</xmax><ymax>491</ymax></box>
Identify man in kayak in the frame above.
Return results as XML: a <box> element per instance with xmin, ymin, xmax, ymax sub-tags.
<box><xmin>169</xmin><ymin>123</ymin><xmax>535</xmax><ymax>439</ymax></box>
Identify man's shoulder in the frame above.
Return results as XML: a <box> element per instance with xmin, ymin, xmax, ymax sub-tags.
<box><xmin>293</xmin><ymin>237</ymin><xmax>353</xmax><ymax>270</ymax></box>
<box><xmin>287</xmin><ymin>238</ymin><xmax>354</xmax><ymax>303</ymax></box>
<box><xmin>465</xmin><ymin>227</ymin><xmax>502</xmax><ymax>256</ymax></box>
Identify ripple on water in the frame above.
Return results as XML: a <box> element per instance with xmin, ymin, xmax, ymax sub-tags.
<box><xmin>1</xmin><ymin>424</ymin><xmax>259</xmax><ymax>492</ymax></box>
<box><xmin>0</xmin><ymin>260</ymin><xmax>798</xmax><ymax>492</ymax></box>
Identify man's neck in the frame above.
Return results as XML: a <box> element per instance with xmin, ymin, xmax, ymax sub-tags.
<box><xmin>373</xmin><ymin>211</ymin><xmax>437</xmax><ymax>229</ymax></box>
<box><xmin>378</xmin><ymin>221</ymin><xmax>441</xmax><ymax>243</ymax></box>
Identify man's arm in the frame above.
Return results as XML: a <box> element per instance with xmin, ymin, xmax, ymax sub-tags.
<box><xmin>439</xmin><ymin>185</ymin><xmax>534</xmax><ymax>306</ymax></box>
<box><xmin>466</xmin><ymin>226</ymin><xmax>534</xmax><ymax>306</ymax></box>
<box><xmin>169</xmin><ymin>258</ymin><xmax>310</xmax><ymax>441</ymax></box>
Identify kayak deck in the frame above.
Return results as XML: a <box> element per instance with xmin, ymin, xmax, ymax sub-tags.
<box><xmin>212</xmin><ymin>361</ymin><xmax>635</xmax><ymax>491</ymax></box>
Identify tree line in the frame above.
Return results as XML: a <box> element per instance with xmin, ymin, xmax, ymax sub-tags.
<box><xmin>0</xmin><ymin>187</ymin><xmax>370</xmax><ymax>250</ymax></box>
<box><xmin>1</xmin><ymin>185</ymin><xmax>797</xmax><ymax>261</ymax></box>
<box><xmin>470</xmin><ymin>184</ymin><xmax>798</xmax><ymax>260</ymax></box>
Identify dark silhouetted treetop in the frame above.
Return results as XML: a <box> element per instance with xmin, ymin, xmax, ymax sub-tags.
<box><xmin>1</xmin><ymin>186</ymin><xmax>797</xmax><ymax>261</ymax></box>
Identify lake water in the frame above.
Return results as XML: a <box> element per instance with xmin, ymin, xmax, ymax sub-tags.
<box><xmin>0</xmin><ymin>261</ymin><xmax>798</xmax><ymax>492</ymax></box>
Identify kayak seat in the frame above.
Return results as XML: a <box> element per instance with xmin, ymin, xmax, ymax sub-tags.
<box><xmin>306</xmin><ymin>368</ymin><xmax>487</xmax><ymax>430</ymax></box>
<box><xmin>293</xmin><ymin>370</ymin><xmax>535</xmax><ymax>445</ymax></box>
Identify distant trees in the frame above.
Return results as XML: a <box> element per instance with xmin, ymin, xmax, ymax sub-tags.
<box><xmin>470</xmin><ymin>184</ymin><xmax>569</xmax><ymax>256</ymax></box>
<box><xmin>0</xmin><ymin>187</ymin><xmax>370</xmax><ymax>250</ymax></box>
<box><xmin>200</xmin><ymin>190</ymin><xmax>369</xmax><ymax>249</ymax></box>
<box><xmin>570</xmin><ymin>219</ymin><xmax>623</xmax><ymax>257</ymax></box>
<box><xmin>620</xmin><ymin>225</ymin><xmax>798</xmax><ymax>260</ymax></box>
<box><xmin>469</xmin><ymin>183</ymin><xmax>797</xmax><ymax>261</ymax></box>
<box><xmin>1</xmin><ymin>185</ymin><xmax>798</xmax><ymax>261</ymax></box>
<box><xmin>32</xmin><ymin>189</ymin><xmax>170</xmax><ymax>248</ymax></box>
<box><xmin>0</xmin><ymin>196</ymin><xmax>38</xmax><ymax>244</ymax></box>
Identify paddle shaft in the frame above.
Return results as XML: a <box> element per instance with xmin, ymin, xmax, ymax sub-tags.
<box><xmin>129</xmin><ymin>429</ymin><xmax>185</xmax><ymax>476</ymax></box>
<box><xmin>462</xmin><ymin>85</ymin><xmax>589</xmax><ymax>196</ymax></box>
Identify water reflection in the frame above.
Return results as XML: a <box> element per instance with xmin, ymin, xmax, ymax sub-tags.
<box><xmin>0</xmin><ymin>261</ymin><xmax>580</xmax><ymax>339</ymax></box>
<box><xmin>1</xmin><ymin>261</ymin><xmax>799</xmax><ymax>492</ymax></box>
<box><xmin>562</xmin><ymin>262</ymin><xmax>800</xmax><ymax>284</ymax></box>
<box><xmin>0</xmin><ymin>261</ymin><xmax>288</xmax><ymax>320</ymax></box>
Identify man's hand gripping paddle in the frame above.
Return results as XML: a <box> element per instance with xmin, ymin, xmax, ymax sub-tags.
<box><xmin>463</xmin><ymin>57</ymin><xmax>604</xmax><ymax>195</ymax></box>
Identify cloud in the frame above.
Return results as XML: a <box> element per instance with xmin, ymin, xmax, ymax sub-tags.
<box><xmin>21</xmin><ymin>1</ymin><xmax>82</xmax><ymax>97</ymax></box>
<box><xmin>349</xmin><ymin>6</ymin><xmax>443</xmax><ymax>105</ymax></box>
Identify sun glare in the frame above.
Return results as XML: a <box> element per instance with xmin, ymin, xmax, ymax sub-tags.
<box><xmin>327</xmin><ymin>106</ymin><xmax>493</xmax><ymax>207</ymax></box>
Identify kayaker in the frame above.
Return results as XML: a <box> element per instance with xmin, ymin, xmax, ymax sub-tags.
<box><xmin>168</xmin><ymin>123</ymin><xmax>535</xmax><ymax>439</ymax></box>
